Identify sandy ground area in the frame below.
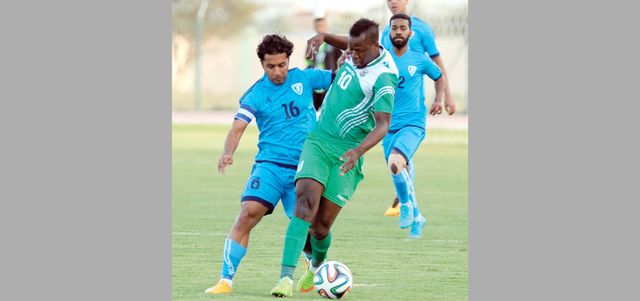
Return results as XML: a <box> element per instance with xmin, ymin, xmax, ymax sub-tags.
<box><xmin>172</xmin><ymin>111</ymin><xmax>468</xmax><ymax>130</ymax></box>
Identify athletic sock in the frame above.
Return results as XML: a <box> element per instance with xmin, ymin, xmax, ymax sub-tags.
<box><xmin>310</xmin><ymin>231</ymin><xmax>332</xmax><ymax>269</ymax></box>
<box><xmin>220</xmin><ymin>238</ymin><xmax>247</xmax><ymax>284</ymax></box>
<box><xmin>392</xmin><ymin>172</ymin><xmax>412</xmax><ymax>207</ymax></box>
<box><xmin>407</xmin><ymin>160</ymin><xmax>422</xmax><ymax>221</ymax></box>
<box><xmin>280</xmin><ymin>216</ymin><xmax>311</xmax><ymax>279</ymax></box>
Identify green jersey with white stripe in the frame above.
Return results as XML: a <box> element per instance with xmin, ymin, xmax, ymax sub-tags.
<box><xmin>312</xmin><ymin>46</ymin><xmax>398</xmax><ymax>147</ymax></box>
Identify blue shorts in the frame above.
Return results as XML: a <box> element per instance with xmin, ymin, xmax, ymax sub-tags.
<box><xmin>241</xmin><ymin>161</ymin><xmax>297</xmax><ymax>218</ymax></box>
<box><xmin>381</xmin><ymin>126</ymin><xmax>426</xmax><ymax>162</ymax></box>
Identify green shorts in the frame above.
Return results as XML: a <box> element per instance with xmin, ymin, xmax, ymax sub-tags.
<box><xmin>295</xmin><ymin>134</ymin><xmax>364</xmax><ymax>207</ymax></box>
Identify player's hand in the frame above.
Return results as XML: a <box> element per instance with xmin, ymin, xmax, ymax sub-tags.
<box><xmin>337</xmin><ymin>48</ymin><xmax>351</xmax><ymax>69</ymax></box>
<box><xmin>429</xmin><ymin>100</ymin><xmax>443</xmax><ymax>116</ymax></box>
<box><xmin>218</xmin><ymin>154</ymin><xmax>234</xmax><ymax>175</ymax></box>
<box><xmin>339</xmin><ymin>148</ymin><xmax>362</xmax><ymax>176</ymax></box>
<box><xmin>444</xmin><ymin>95</ymin><xmax>456</xmax><ymax>115</ymax></box>
<box><xmin>306</xmin><ymin>34</ymin><xmax>326</xmax><ymax>61</ymax></box>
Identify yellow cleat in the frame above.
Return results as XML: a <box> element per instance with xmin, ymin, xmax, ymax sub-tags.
<box><xmin>384</xmin><ymin>196</ymin><xmax>400</xmax><ymax>216</ymax></box>
<box><xmin>271</xmin><ymin>277</ymin><xmax>293</xmax><ymax>297</ymax></box>
<box><xmin>205</xmin><ymin>280</ymin><xmax>231</xmax><ymax>294</ymax></box>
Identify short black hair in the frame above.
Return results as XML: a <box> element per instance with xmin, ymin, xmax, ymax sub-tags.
<box><xmin>349</xmin><ymin>18</ymin><xmax>379</xmax><ymax>45</ymax></box>
<box><xmin>390</xmin><ymin>13</ymin><xmax>412</xmax><ymax>29</ymax></box>
<box><xmin>256</xmin><ymin>34</ymin><xmax>294</xmax><ymax>61</ymax></box>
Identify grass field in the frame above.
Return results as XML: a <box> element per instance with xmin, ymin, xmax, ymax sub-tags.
<box><xmin>172</xmin><ymin>124</ymin><xmax>468</xmax><ymax>300</ymax></box>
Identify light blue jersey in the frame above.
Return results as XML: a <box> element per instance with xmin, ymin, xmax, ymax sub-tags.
<box><xmin>235</xmin><ymin>68</ymin><xmax>332</xmax><ymax>167</ymax></box>
<box><xmin>389</xmin><ymin>48</ymin><xmax>442</xmax><ymax>130</ymax></box>
<box><xmin>381</xmin><ymin>15</ymin><xmax>440</xmax><ymax>58</ymax></box>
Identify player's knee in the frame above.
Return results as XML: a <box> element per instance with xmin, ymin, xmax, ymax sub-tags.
<box><xmin>387</xmin><ymin>152</ymin><xmax>406</xmax><ymax>175</ymax></box>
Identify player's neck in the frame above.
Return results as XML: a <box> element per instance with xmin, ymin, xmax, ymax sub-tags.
<box><xmin>393</xmin><ymin>45</ymin><xmax>408</xmax><ymax>58</ymax></box>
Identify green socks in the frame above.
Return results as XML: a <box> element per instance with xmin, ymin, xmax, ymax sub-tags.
<box><xmin>311</xmin><ymin>231</ymin><xmax>332</xmax><ymax>267</ymax></box>
<box><xmin>281</xmin><ymin>217</ymin><xmax>311</xmax><ymax>279</ymax></box>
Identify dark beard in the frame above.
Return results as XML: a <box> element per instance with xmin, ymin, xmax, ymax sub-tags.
<box><xmin>391</xmin><ymin>36</ymin><xmax>408</xmax><ymax>48</ymax></box>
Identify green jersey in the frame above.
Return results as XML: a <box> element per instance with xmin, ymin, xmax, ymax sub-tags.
<box><xmin>312</xmin><ymin>46</ymin><xmax>398</xmax><ymax>147</ymax></box>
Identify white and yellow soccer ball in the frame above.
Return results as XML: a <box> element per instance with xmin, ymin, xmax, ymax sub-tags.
<box><xmin>313</xmin><ymin>261</ymin><xmax>353</xmax><ymax>299</ymax></box>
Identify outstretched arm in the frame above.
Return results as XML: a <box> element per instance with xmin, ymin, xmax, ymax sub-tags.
<box><xmin>431</xmin><ymin>55</ymin><xmax>456</xmax><ymax>115</ymax></box>
<box><xmin>218</xmin><ymin>119</ymin><xmax>249</xmax><ymax>175</ymax></box>
<box><xmin>306</xmin><ymin>33</ymin><xmax>349</xmax><ymax>61</ymax></box>
<box><xmin>339</xmin><ymin>111</ymin><xmax>391</xmax><ymax>175</ymax></box>
<box><xmin>429</xmin><ymin>75</ymin><xmax>446</xmax><ymax>116</ymax></box>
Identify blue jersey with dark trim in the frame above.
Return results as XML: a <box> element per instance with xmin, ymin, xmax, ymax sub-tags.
<box><xmin>234</xmin><ymin>68</ymin><xmax>332</xmax><ymax>166</ymax></box>
<box><xmin>388</xmin><ymin>48</ymin><xmax>442</xmax><ymax>130</ymax></box>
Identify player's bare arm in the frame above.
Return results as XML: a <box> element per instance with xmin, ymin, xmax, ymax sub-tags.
<box><xmin>218</xmin><ymin>119</ymin><xmax>248</xmax><ymax>174</ymax></box>
<box><xmin>431</xmin><ymin>55</ymin><xmax>456</xmax><ymax>115</ymax></box>
<box><xmin>339</xmin><ymin>111</ymin><xmax>391</xmax><ymax>175</ymax></box>
<box><xmin>429</xmin><ymin>75</ymin><xmax>446</xmax><ymax>116</ymax></box>
<box><xmin>306</xmin><ymin>33</ymin><xmax>349</xmax><ymax>61</ymax></box>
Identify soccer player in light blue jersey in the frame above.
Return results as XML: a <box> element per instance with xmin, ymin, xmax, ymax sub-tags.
<box><xmin>383</xmin><ymin>13</ymin><xmax>445</xmax><ymax>238</ymax></box>
<box><xmin>305</xmin><ymin>13</ymin><xmax>445</xmax><ymax>238</ymax></box>
<box><xmin>381</xmin><ymin>0</ymin><xmax>456</xmax><ymax>216</ymax></box>
<box><xmin>205</xmin><ymin>34</ymin><xmax>334</xmax><ymax>294</ymax></box>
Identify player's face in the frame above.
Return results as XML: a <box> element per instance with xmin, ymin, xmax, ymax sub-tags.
<box><xmin>387</xmin><ymin>0</ymin><xmax>408</xmax><ymax>14</ymax></box>
<box><xmin>390</xmin><ymin>19</ymin><xmax>412</xmax><ymax>49</ymax></box>
<box><xmin>315</xmin><ymin>19</ymin><xmax>328</xmax><ymax>33</ymax></box>
<box><xmin>261</xmin><ymin>53</ymin><xmax>289</xmax><ymax>85</ymax></box>
<box><xmin>348</xmin><ymin>34</ymin><xmax>379</xmax><ymax>69</ymax></box>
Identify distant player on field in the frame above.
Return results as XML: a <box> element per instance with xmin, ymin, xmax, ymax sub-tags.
<box><xmin>205</xmin><ymin>34</ymin><xmax>334</xmax><ymax>294</ymax></box>
<box><xmin>382</xmin><ymin>13</ymin><xmax>445</xmax><ymax>238</ymax></box>
<box><xmin>381</xmin><ymin>0</ymin><xmax>456</xmax><ymax>216</ymax></box>
<box><xmin>270</xmin><ymin>18</ymin><xmax>398</xmax><ymax>297</ymax></box>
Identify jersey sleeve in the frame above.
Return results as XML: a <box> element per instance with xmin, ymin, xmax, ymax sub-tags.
<box><xmin>372</xmin><ymin>72</ymin><xmax>398</xmax><ymax>114</ymax></box>
<box><xmin>303</xmin><ymin>68</ymin><xmax>333</xmax><ymax>91</ymax></box>
<box><xmin>420</xmin><ymin>53</ymin><xmax>443</xmax><ymax>81</ymax></box>
<box><xmin>234</xmin><ymin>92</ymin><xmax>257</xmax><ymax>124</ymax></box>
<box><xmin>417</xmin><ymin>20</ymin><xmax>440</xmax><ymax>58</ymax></box>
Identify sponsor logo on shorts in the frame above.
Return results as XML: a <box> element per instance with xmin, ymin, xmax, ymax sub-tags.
<box><xmin>297</xmin><ymin>161</ymin><xmax>304</xmax><ymax>172</ymax></box>
<box><xmin>337</xmin><ymin>195</ymin><xmax>347</xmax><ymax>202</ymax></box>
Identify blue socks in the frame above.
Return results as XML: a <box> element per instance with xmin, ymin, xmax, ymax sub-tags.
<box><xmin>221</xmin><ymin>238</ymin><xmax>247</xmax><ymax>281</ymax></box>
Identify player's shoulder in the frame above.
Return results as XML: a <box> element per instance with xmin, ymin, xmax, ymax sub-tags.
<box><xmin>239</xmin><ymin>77</ymin><xmax>264</xmax><ymax>103</ymax></box>
<box><xmin>410</xmin><ymin>16</ymin><xmax>435</xmax><ymax>32</ymax></box>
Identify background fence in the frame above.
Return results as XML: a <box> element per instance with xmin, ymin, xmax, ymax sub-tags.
<box><xmin>172</xmin><ymin>0</ymin><xmax>468</xmax><ymax>113</ymax></box>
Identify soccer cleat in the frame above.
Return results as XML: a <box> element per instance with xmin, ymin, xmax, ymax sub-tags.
<box><xmin>399</xmin><ymin>205</ymin><xmax>413</xmax><ymax>229</ymax></box>
<box><xmin>270</xmin><ymin>277</ymin><xmax>293</xmax><ymax>297</ymax></box>
<box><xmin>296</xmin><ymin>269</ymin><xmax>316</xmax><ymax>293</ymax></box>
<box><xmin>384</xmin><ymin>196</ymin><xmax>401</xmax><ymax>216</ymax></box>
<box><xmin>408</xmin><ymin>215</ymin><xmax>426</xmax><ymax>238</ymax></box>
<box><xmin>205</xmin><ymin>280</ymin><xmax>231</xmax><ymax>294</ymax></box>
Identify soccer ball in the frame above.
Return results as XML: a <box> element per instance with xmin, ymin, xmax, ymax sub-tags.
<box><xmin>313</xmin><ymin>261</ymin><xmax>353</xmax><ymax>299</ymax></box>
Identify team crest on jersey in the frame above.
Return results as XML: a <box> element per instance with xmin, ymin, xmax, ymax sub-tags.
<box><xmin>291</xmin><ymin>83</ymin><xmax>303</xmax><ymax>95</ymax></box>
<box><xmin>266</xmin><ymin>97</ymin><xmax>273</xmax><ymax>103</ymax></box>
<box><xmin>360</xmin><ymin>70</ymin><xmax>368</xmax><ymax>77</ymax></box>
<box><xmin>408</xmin><ymin>65</ymin><xmax>417</xmax><ymax>76</ymax></box>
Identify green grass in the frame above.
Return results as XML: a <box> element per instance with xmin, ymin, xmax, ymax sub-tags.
<box><xmin>172</xmin><ymin>124</ymin><xmax>468</xmax><ymax>300</ymax></box>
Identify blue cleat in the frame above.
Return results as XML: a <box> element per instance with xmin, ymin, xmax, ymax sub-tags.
<box><xmin>408</xmin><ymin>215</ymin><xmax>426</xmax><ymax>238</ymax></box>
<box><xmin>399</xmin><ymin>205</ymin><xmax>413</xmax><ymax>229</ymax></box>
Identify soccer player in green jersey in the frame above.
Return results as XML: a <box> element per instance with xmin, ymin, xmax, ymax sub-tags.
<box><xmin>270</xmin><ymin>18</ymin><xmax>398</xmax><ymax>297</ymax></box>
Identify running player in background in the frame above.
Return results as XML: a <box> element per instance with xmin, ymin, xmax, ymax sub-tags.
<box><xmin>382</xmin><ymin>0</ymin><xmax>456</xmax><ymax>216</ymax></box>
<box><xmin>270</xmin><ymin>18</ymin><xmax>398</xmax><ymax>297</ymax></box>
<box><xmin>205</xmin><ymin>34</ymin><xmax>334</xmax><ymax>294</ymax></box>
<box><xmin>383</xmin><ymin>13</ymin><xmax>445</xmax><ymax>238</ymax></box>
